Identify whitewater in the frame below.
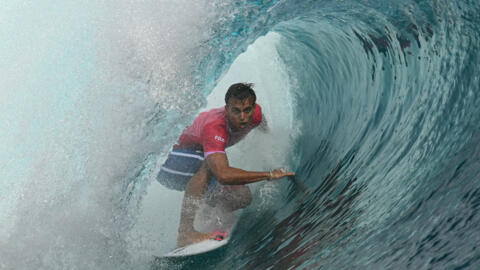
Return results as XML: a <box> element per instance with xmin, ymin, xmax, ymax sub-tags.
<box><xmin>1</xmin><ymin>0</ymin><xmax>479</xmax><ymax>269</ymax></box>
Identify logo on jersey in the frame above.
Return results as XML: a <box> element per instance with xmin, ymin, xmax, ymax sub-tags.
<box><xmin>214</xmin><ymin>135</ymin><xmax>225</xmax><ymax>143</ymax></box>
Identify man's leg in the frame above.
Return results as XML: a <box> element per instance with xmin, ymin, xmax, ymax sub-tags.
<box><xmin>177</xmin><ymin>161</ymin><xmax>213</xmax><ymax>247</ymax></box>
<box><xmin>208</xmin><ymin>184</ymin><xmax>252</xmax><ymax>212</ymax></box>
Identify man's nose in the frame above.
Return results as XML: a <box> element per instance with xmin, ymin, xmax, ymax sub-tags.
<box><xmin>239</xmin><ymin>112</ymin><xmax>246</xmax><ymax>120</ymax></box>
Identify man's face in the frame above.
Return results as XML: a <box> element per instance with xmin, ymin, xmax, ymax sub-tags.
<box><xmin>225</xmin><ymin>96</ymin><xmax>255</xmax><ymax>131</ymax></box>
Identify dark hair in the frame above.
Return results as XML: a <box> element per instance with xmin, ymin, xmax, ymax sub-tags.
<box><xmin>224</xmin><ymin>83</ymin><xmax>256</xmax><ymax>104</ymax></box>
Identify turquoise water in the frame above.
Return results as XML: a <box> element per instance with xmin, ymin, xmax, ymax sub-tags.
<box><xmin>1</xmin><ymin>0</ymin><xmax>480</xmax><ymax>269</ymax></box>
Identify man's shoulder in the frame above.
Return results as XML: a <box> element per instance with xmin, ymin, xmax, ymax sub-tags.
<box><xmin>252</xmin><ymin>103</ymin><xmax>262</xmax><ymax>126</ymax></box>
<box><xmin>196</xmin><ymin>107</ymin><xmax>224</xmax><ymax>122</ymax></box>
<box><xmin>203</xmin><ymin>117</ymin><xmax>227</xmax><ymax>134</ymax></box>
<box><xmin>201</xmin><ymin>108</ymin><xmax>227</xmax><ymax>136</ymax></box>
<box><xmin>201</xmin><ymin>110</ymin><xmax>228</xmax><ymax>149</ymax></box>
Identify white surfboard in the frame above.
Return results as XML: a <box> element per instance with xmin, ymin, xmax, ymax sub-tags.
<box><xmin>159</xmin><ymin>204</ymin><xmax>238</xmax><ymax>258</ymax></box>
<box><xmin>165</xmin><ymin>237</ymin><xmax>230</xmax><ymax>257</ymax></box>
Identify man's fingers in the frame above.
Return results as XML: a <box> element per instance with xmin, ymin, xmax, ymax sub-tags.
<box><xmin>269</xmin><ymin>168</ymin><xmax>296</xmax><ymax>180</ymax></box>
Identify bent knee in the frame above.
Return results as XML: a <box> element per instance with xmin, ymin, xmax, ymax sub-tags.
<box><xmin>222</xmin><ymin>185</ymin><xmax>252</xmax><ymax>210</ymax></box>
<box><xmin>236</xmin><ymin>186</ymin><xmax>252</xmax><ymax>208</ymax></box>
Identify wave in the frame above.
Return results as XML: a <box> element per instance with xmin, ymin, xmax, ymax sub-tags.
<box><xmin>1</xmin><ymin>0</ymin><xmax>480</xmax><ymax>269</ymax></box>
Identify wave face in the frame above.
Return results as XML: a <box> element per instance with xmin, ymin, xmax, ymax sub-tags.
<box><xmin>2</xmin><ymin>0</ymin><xmax>480</xmax><ymax>269</ymax></box>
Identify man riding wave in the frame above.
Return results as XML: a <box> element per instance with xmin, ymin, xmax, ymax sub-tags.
<box><xmin>157</xmin><ymin>83</ymin><xmax>295</xmax><ymax>247</ymax></box>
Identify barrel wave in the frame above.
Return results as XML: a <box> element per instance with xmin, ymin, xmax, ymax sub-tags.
<box><xmin>1</xmin><ymin>0</ymin><xmax>480</xmax><ymax>269</ymax></box>
<box><xmin>196</xmin><ymin>1</ymin><xmax>480</xmax><ymax>269</ymax></box>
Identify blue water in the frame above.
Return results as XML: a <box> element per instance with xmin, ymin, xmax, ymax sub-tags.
<box><xmin>2</xmin><ymin>0</ymin><xmax>480</xmax><ymax>269</ymax></box>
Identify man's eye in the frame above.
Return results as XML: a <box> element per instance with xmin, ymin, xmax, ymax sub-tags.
<box><xmin>232</xmin><ymin>109</ymin><xmax>241</xmax><ymax>114</ymax></box>
<box><xmin>244</xmin><ymin>108</ymin><xmax>252</xmax><ymax>113</ymax></box>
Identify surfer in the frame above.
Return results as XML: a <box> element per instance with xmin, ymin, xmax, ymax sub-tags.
<box><xmin>157</xmin><ymin>83</ymin><xmax>295</xmax><ymax>247</ymax></box>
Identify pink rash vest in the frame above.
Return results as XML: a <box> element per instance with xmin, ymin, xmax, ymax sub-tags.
<box><xmin>174</xmin><ymin>104</ymin><xmax>263</xmax><ymax>157</ymax></box>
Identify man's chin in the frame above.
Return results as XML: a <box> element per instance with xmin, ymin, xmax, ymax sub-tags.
<box><xmin>231</xmin><ymin>123</ymin><xmax>248</xmax><ymax>131</ymax></box>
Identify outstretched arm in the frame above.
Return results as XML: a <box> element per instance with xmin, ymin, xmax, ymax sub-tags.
<box><xmin>206</xmin><ymin>152</ymin><xmax>294</xmax><ymax>185</ymax></box>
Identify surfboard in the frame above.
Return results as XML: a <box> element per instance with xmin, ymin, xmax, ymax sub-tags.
<box><xmin>151</xmin><ymin>235</ymin><xmax>231</xmax><ymax>269</ymax></box>
<box><xmin>156</xmin><ymin>203</ymin><xmax>238</xmax><ymax>259</ymax></box>
<box><xmin>164</xmin><ymin>235</ymin><xmax>230</xmax><ymax>257</ymax></box>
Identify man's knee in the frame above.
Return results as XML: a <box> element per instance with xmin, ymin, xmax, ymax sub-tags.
<box><xmin>234</xmin><ymin>186</ymin><xmax>252</xmax><ymax>208</ymax></box>
<box><xmin>219</xmin><ymin>185</ymin><xmax>252</xmax><ymax>211</ymax></box>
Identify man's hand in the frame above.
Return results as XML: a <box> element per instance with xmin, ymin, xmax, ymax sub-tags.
<box><xmin>269</xmin><ymin>168</ymin><xmax>295</xmax><ymax>180</ymax></box>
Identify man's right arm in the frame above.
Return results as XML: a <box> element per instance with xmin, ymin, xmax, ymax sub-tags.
<box><xmin>206</xmin><ymin>153</ymin><xmax>294</xmax><ymax>185</ymax></box>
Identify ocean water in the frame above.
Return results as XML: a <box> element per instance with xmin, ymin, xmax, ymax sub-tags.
<box><xmin>1</xmin><ymin>0</ymin><xmax>480</xmax><ymax>269</ymax></box>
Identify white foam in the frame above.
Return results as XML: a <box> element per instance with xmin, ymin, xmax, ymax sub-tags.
<box><xmin>0</xmin><ymin>1</ymin><xmax>220</xmax><ymax>269</ymax></box>
<box><xmin>207</xmin><ymin>32</ymin><xmax>297</xmax><ymax>172</ymax></box>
